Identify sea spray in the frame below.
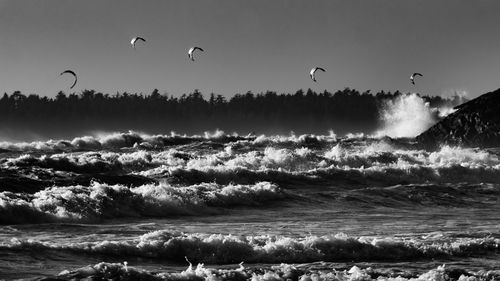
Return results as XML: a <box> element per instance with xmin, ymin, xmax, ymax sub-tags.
<box><xmin>376</xmin><ymin>93</ymin><xmax>455</xmax><ymax>138</ymax></box>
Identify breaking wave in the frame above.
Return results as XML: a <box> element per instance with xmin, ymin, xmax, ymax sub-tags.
<box><xmin>0</xmin><ymin>181</ymin><xmax>282</xmax><ymax>224</ymax></box>
<box><xmin>1</xmin><ymin>130</ymin><xmax>500</xmax><ymax>279</ymax></box>
<box><xmin>139</xmin><ymin>144</ymin><xmax>500</xmax><ymax>185</ymax></box>
<box><xmin>0</xmin><ymin>130</ymin><xmax>252</xmax><ymax>153</ymax></box>
<box><xmin>48</xmin><ymin>263</ymin><xmax>500</xmax><ymax>281</ymax></box>
<box><xmin>4</xmin><ymin>231</ymin><xmax>499</xmax><ymax>264</ymax></box>
<box><xmin>376</xmin><ymin>93</ymin><xmax>456</xmax><ymax>138</ymax></box>
<box><xmin>3</xmin><ymin>135</ymin><xmax>500</xmax><ymax>192</ymax></box>
<box><xmin>0</xmin><ymin>130</ymin><xmax>353</xmax><ymax>154</ymax></box>
<box><xmin>0</xmin><ymin>130</ymin><xmax>338</xmax><ymax>154</ymax></box>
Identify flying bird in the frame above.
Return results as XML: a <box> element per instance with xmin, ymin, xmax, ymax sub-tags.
<box><xmin>130</xmin><ymin>36</ymin><xmax>146</xmax><ymax>49</ymax></box>
<box><xmin>188</xmin><ymin>46</ymin><xmax>204</xmax><ymax>61</ymax></box>
<box><xmin>310</xmin><ymin>67</ymin><xmax>326</xmax><ymax>82</ymax></box>
<box><xmin>410</xmin><ymin>73</ymin><xmax>423</xmax><ymax>85</ymax></box>
<box><xmin>60</xmin><ymin>70</ymin><xmax>77</xmax><ymax>89</ymax></box>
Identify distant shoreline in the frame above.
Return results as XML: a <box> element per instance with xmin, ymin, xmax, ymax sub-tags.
<box><xmin>0</xmin><ymin>88</ymin><xmax>463</xmax><ymax>141</ymax></box>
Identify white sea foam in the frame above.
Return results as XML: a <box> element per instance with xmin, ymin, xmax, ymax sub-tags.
<box><xmin>0</xmin><ymin>131</ymin><xmax>253</xmax><ymax>153</ymax></box>
<box><xmin>3</xmin><ymin>135</ymin><xmax>500</xmax><ymax>189</ymax></box>
<box><xmin>0</xmin><ymin>181</ymin><xmax>282</xmax><ymax>223</ymax></box>
<box><xmin>52</xmin><ymin>262</ymin><xmax>500</xmax><ymax>281</ymax></box>
<box><xmin>3</xmin><ymin>231</ymin><xmax>499</xmax><ymax>264</ymax></box>
<box><xmin>136</xmin><ymin>141</ymin><xmax>500</xmax><ymax>185</ymax></box>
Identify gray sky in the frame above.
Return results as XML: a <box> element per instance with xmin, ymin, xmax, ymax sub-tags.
<box><xmin>0</xmin><ymin>0</ymin><xmax>499</xmax><ymax>98</ymax></box>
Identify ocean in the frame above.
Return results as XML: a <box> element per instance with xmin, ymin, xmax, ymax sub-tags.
<box><xmin>0</xmin><ymin>131</ymin><xmax>499</xmax><ymax>280</ymax></box>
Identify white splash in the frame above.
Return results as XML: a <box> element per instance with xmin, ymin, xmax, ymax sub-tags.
<box><xmin>375</xmin><ymin>93</ymin><xmax>454</xmax><ymax>138</ymax></box>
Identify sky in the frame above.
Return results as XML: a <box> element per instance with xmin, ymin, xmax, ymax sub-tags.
<box><xmin>0</xmin><ymin>0</ymin><xmax>499</xmax><ymax>99</ymax></box>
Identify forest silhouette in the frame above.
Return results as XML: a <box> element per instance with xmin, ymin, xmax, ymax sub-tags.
<box><xmin>0</xmin><ymin>88</ymin><xmax>464</xmax><ymax>140</ymax></box>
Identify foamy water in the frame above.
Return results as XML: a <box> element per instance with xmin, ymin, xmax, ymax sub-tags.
<box><xmin>1</xmin><ymin>131</ymin><xmax>499</xmax><ymax>279</ymax></box>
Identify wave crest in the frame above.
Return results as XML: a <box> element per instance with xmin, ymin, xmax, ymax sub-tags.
<box><xmin>0</xmin><ymin>181</ymin><xmax>282</xmax><ymax>224</ymax></box>
<box><xmin>52</xmin><ymin>263</ymin><xmax>500</xmax><ymax>281</ymax></box>
<box><xmin>4</xmin><ymin>231</ymin><xmax>499</xmax><ymax>263</ymax></box>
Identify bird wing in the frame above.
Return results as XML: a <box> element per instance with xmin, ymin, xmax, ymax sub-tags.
<box><xmin>310</xmin><ymin>67</ymin><xmax>324</xmax><ymax>82</ymax></box>
<box><xmin>60</xmin><ymin>70</ymin><xmax>77</xmax><ymax>89</ymax></box>
<box><xmin>131</xmin><ymin>37</ymin><xmax>146</xmax><ymax>47</ymax></box>
<box><xmin>70</xmin><ymin>76</ymin><xmax>78</xmax><ymax>89</ymax></box>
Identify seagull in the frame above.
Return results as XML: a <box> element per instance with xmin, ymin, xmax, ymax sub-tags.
<box><xmin>188</xmin><ymin>46</ymin><xmax>204</xmax><ymax>61</ymax></box>
<box><xmin>60</xmin><ymin>70</ymin><xmax>77</xmax><ymax>89</ymax></box>
<box><xmin>130</xmin><ymin>36</ymin><xmax>146</xmax><ymax>49</ymax></box>
<box><xmin>310</xmin><ymin>67</ymin><xmax>326</xmax><ymax>82</ymax></box>
<box><xmin>410</xmin><ymin>72</ymin><xmax>423</xmax><ymax>85</ymax></box>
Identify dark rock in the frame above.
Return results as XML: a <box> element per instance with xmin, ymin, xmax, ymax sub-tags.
<box><xmin>417</xmin><ymin>89</ymin><xmax>500</xmax><ymax>149</ymax></box>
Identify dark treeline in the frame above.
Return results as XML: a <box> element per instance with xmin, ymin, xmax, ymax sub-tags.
<box><xmin>0</xmin><ymin>88</ymin><xmax>465</xmax><ymax>140</ymax></box>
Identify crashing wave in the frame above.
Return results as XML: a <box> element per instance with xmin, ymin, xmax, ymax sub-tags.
<box><xmin>49</xmin><ymin>262</ymin><xmax>500</xmax><ymax>281</ymax></box>
<box><xmin>0</xmin><ymin>130</ymin><xmax>253</xmax><ymax>153</ymax></box>
<box><xmin>0</xmin><ymin>130</ymin><xmax>368</xmax><ymax>154</ymax></box>
<box><xmin>0</xmin><ymin>181</ymin><xmax>282</xmax><ymax>224</ymax></box>
<box><xmin>5</xmin><ymin>140</ymin><xmax>498</xmax><ymax>174</ymax></box>
<box><xmin>376</xmin><ymin>93</ymin><xmax>457</xmax><ymax>138</ymax></box>
<box><xmin>3</xmin><ymin>136</ymin><xmax>500</xmax><ymax>191</ymax></box>
<box><xmin>137</xmin><ymin>143</ymin><xmax>500</xmax><ymax>185</ymax></box>
<box><xmin>3</xmin><ymin>231</ymin><xmax>499</xmax><ymax>264</ymax></box>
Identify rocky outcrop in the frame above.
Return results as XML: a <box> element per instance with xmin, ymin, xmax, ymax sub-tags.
<box><xmin>417</xmin><ymin>89</ymin><xmax>500</xmax><ymax>149</ymax></box>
